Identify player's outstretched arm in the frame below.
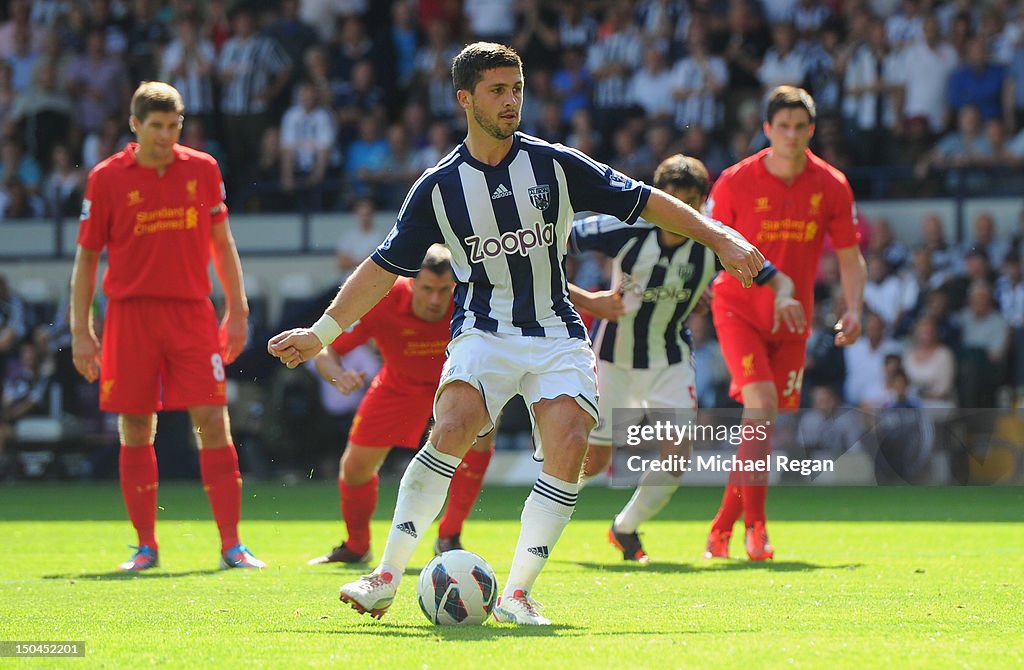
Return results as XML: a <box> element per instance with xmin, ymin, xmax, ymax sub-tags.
<box><xmin>69</xmin><ymin>245</ymin><xmax>101</xmax><ymax>383</ymax></box>
<box><xmin>834</xmin><ymin>245</ymin><xmax>867</xmax><ymax>347</ymax></box>
<box><xmin>268</xmin><ymin>258</ymin><xmax>398</xmax><ymax>368</ymax></box>
<box><xmin>640</xmin><ymin>188</ymin><xmax>764</xmax><ymax>287</ymax></box>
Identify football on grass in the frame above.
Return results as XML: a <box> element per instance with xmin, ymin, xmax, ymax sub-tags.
<box><xmin>417</xmin><ymin>549</ymin><xmax>498</xmax><ymax>625</ymax></box>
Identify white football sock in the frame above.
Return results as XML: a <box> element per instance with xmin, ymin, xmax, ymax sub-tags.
<box><xmin>377</xmin><ymin>442</ymin><xmax>459</xmax><ymax>587</ymax></box>
<box><xmin>503</xmin><ymin>472</ymin><xmax>578</xmax><ymax>597</ymax></box>
<box><xmin>613</xmin><ymin>468</ymin><xmax>682</xmax><ymax>534</ymax></box>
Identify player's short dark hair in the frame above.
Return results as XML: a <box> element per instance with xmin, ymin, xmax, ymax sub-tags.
<box><xmin>421</xmin><ymin>244</ymin><xmax>453</xmax><ymax>277</ymax></box>
<box><xmin>131</xmin><ymin>81</ymin><xmax>184</xmax><ymax>121</ymax></box>
<box><xmin>765</xmin><ymin>85</ymin><xmax>817</xmax><ymax>125</ymax></box>
<box><xmin>451</xmin><ymin>42</ymin><xmax>522</xmax><ymax>93</ymax></box>
<box><xmin>653</xmin><ymin>154</ymin><xmax>710</xmax><ymax>200</ymax></box>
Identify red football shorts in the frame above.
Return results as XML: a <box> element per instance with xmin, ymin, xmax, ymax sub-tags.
<box><xmin>100</xmin><ymin>298</ymin><xmax>227</xmax><ymax>414</ymax></box>
<box><xmin>348</xmin><ymin>377</ymin><xmax>434</xmax><ymax>449</ymax></box>
<box><xmin>713</xmin><ymin>308</ymin><xmax>808</xmax><ymax>411</ymax></box>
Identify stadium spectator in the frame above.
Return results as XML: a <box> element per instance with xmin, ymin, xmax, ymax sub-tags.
<box><xmin>757</xmin><ymin>22</ymin><xmax>807</xmax><ymax>94</ymax></box>
<box><xmin>629</xmin><ymin>46</ymin><xmax>674</xmax><ymax>122</ymax></box>
<box><xmin>795</xmin><ymin>384</ymin><xmax>867</xmax><ymax>454</ymax></box>
<box><xmin>512</xmin><ymin>0</ymin><xmax>559</xmax><ymax>70</ymax></box>
<box><xmin>64</xmin><ymin>28</ymin><xmax>130</xmax><ymax>135</ymax></box>
<box><xmin>336</xmin><ymin>197</ymin><xmax>383</xmax><ymax>276</ymax></box>
<box><xmin>413</xmin><ymin>19</ymin><xmax>460</xmax><ymax>119</ymax></box>
<box><xmin>82</xmin><ymin>115</ymin><xmax>131</xmax><ymax>172</ymax></box>
<box><xmin>892</xmin><ymin>15</ymin><xmax>957</xmax><ymax>136</ymax></box>
<box><xmin>0</xmin><ymin>0</ymin><xmax>45</xmax><ymax>60</ymax></box>
<box><xmin>956</xmin><ymin>282</ymin><xmax>1009</xmax><ymax>408</ymax></box>
<box><xmin>919</xmin><ymin>213</ymin><xmax>958</xmax><ymax>277</ymax></box>
<box><xmin>557</xmin><ymin>0</ymin><xmax>598</xmax><ymax>49</ymax></box>
<box><xmin>179</xmin><ymin>117</ymin><xmax>225</xmax><ymax>173</ymax></box>
<box><xmin>159</xmin><ymin>16</ymin><xmax>217</xmax><ymax>128</ymax></box>
<box><xmin>344</xmin><ymin>115</ymin><xmax>390</xmax><ymax>202</ymax></box>
<box><xmin>463</xmin><ymin>0</ymin><xmax>516</xmax><ymax>44</ymax></box>
<box><xmin>71</xmin><ymin>81</ymin><xmax>265</xmax><ymax>572</ymax></box>
<box><xmin>217</xmin><ymin>5</ymin><xmax>293</xmax><ymax>204</ymax></box>
<box><xmin>265</xmin><ymin>0</ymin><xmax>318</xmax><ymax>83</ymax></box>
<box><xmin>586</xmin><ymin>5</ymin><xmax>643</xmax><ymax>137</ymax></box>
<box><xmin>41</xmin><ymin>144</ymin><xmax>84</xmax><ymax>217</ymax></box>
<box><xmin>948</xmin><ymin>37</ymin><xmax>1012</xmax><ymax>126</ymax></box>
<box><xmin>946</xmin><ymin>247</ymin><xmax>998</xmax><ymax>311</ymax></box>
<box><xmin>885</xmin><ymin>0</ymin><xmax>925</xmax><ymax>49</ymax></box>
<box><xmin>6</xmin><ymin>22</ymin><xmax>40</xmax><ymax>93</ymax></box>
<box><xmin>864</xmin><ymin>253</ymin><xmax>904</xmax><ymax>330</ymax></box>
<box><xmin>670</xmin><ymin>22</ymin><xmax>729</xmax><ymax>132</ymax></box>
<box><xmin>903</xmin><ymin>315</ymin><xmax>957</xmax><ymax>408</ymax></box>
<box><xmin>844</xmin><ymin>311</ymin><xmax>902</xmax><ymax>407</ymax></box>
<box><xmin>412</xmin><ymin>120</ymin><xmax>455</xmax><ymax>171</ymax></box>
<box><xmin>0</xmin><ymin>138</ymin><xmax>41</xmax><ymax>193</ymax></box>
<box><xmin>0</xmin><ymin>274</ymin><xmax>27</xmax><ymax>371</ymax></box>
<box><xmin>8</xmin><ymin>60</ymin><xmax>73</xmax><ymax>165</ymax></box>
<box><xmin>279</xmin><ymin>81</ymin><xmax>335</xmax><ymax>212</ymax></box>
<box><xmin>202</xmin><ymin>0</ymin><xmax>231</xmax><ymax>53</ymax></box>
<box><xmin>335</xmin><ymin>60</ymin><xmax>387</xmax><ymax>149</ymax></box>
<box><xmin>721</xmin><ymin>1</ymin><xmax>770</xmax><ymax>98</ymax></box>
<box><xmin>0</xmin><ymin>339</ymin><xmax>55</xmax><ymax>476</ymax></box>
<box><xmin>994</xmin><ymin>253</ymin><xmax>1024</xmax><ymax>390</ymax></box>
<box><xmin>125</xmin><ymin>0</ymin><xmax>170</xmax><ymax>84</ymax></box>
<box><xmin>332</xmin><ymin>16</ymin><xmax>381</xmax><ymax>87</ymax></box>
<box><xmin>915</xmin><ymin>105</ymin><xmax>995</xmax><ymax>193</ymax></box>
<box><xmin>364</xmin><ymin>123</ymin><xmax>420</xmax><ymax>210</ymax></box>
<box><xmin>962</xmin><ymin>212</ymin><xmax>1011</xmax><ymax>268</ymax></box>
<box><xmin>842</xmin><ymin>16</ymin><xmax>901</xmax><ymax>163</ymax></box>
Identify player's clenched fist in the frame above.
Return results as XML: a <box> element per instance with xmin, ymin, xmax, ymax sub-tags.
<box><xmin>714</xmin><ymin>232</ymin><xmax>764</xmax><ymax>289</ymax></box>
<box><xmin>268</xmin><ymin>329</ymin><xmax>324</xmax><ymax>368</ymax></box>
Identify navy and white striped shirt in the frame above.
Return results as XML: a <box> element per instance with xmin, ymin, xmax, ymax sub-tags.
<box><xmin>371</xmin><ymin>132</ymin><xmax>652</xmax><ymax>340</ymax></box>
<box><xmin>570</xmin><ymin>214</ymin><xmax>718</xmax><ymax>369</ymax></box>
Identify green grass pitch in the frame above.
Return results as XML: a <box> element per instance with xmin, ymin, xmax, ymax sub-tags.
<box><xmin>1</xmin><ymin>484</ymin><xmax>1022</xmax><ymax>668</ymax></box>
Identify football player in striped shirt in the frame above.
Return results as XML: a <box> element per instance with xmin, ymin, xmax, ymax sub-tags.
<box><xmin>569</xmin><ymin>154</ymin><xmax>804</xmax><ymax>563</ymax></box>
<box><xmin>268</xmin><ymin>43</ymin><xmax>764</xmax><ymax>625</ymax></box>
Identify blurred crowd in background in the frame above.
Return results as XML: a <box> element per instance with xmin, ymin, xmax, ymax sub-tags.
<box><xmin>3</xmin><ymin>0</ymin><xmax>1024</xmax><ymax>481</ymax></box>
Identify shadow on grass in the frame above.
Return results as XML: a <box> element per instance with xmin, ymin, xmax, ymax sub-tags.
<box><xmin>271</xmin><ymin>621</ymin><xmax>751</xmax><ymax>639</ymax></box>
<box><xmin>563</xmin><ymin>559</ymin><xmax>862</xmax><ymax>574</ymax></box>
<box><xmin>42</xmin><ymin>568</ymin><xmax>223</xmax><ymax>580</ymax></box>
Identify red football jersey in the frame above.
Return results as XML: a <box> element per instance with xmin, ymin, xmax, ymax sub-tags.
<box><xmin>331</xmin><ymin>277</ymin><xmax>453</xmax><ymax>391</ymax></box>
<box><xmin>709</xmin><ymin>148</ymin><xmax>859</xmax><ymax>338</ymax></box>
<box><xmin>78</xmin><ymin>143</ymin><xmax>228</xmax><ymax>300</ymax></box>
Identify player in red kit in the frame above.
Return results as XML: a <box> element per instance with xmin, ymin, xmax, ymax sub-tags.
<box><xmin>70</xmin><ymin>82</ymin><xmax>264</xmax><ymax>571</ymax></box>
<box><xmin>307</xmin><ymin>245</ymin><xmax>495</xmax><ymax>565</ymax></box>
<box><xmin>706</xmin><ymin>86</ymin><xmax>866</xmax><ymax>560</ymax></box>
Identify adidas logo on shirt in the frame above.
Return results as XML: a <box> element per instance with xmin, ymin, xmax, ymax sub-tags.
<box><xmin>527</xmin><ymin>545</ymin><xmax>550</xmax><ymax>558</ymax></box>
<box><xmin>491</xmin><ymin>183</ymin><xmax>512</xmax><ymax>200</ymax></box>
<box><xmin>396</xmin><ymin>521</ymin><xmax>418</xmax><ymax>538</ymax></box>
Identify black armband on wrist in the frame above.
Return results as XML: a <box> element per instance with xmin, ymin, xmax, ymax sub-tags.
<box><xmin>753</xmin><ymin>260</ymin><xmax>777</xmax><ymax>286</ymax></box>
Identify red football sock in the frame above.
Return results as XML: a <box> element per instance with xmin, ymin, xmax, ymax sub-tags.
<box><xmin>340</xmin><ymin>474</ymin><xmax>378</xmax><ymax>555</ymax></box>
<box><xmin>199</xmin><ymin>444</ymin><xmax>242</xmax><ymax>553</ymax></box>
<box><xmin>710</xmin><ymin>484</ymin><xmax>744</xmax><ymax>534</ymax></box>
<box><xmin>438</xmin><ymin>446</ymin><xmax>493</xmax><ymax>538</ymax></box>
<box><xmin>119</xmin><ymin>444</ymin><xmax>159</xmax><ymax>550</ymax></box>
<box><xmin>738</xmin><ymin>421</ymin><xmax>774</xmax><ymax>526</ymax></box>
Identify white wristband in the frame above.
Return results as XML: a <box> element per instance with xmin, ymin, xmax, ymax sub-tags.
<box><xmin>310</xmin><ymin>314</ymin><xmax>343</xmax><ymax>347</ymax></box>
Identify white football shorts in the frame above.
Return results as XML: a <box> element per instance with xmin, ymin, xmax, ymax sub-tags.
<box><xmin>435</xmin><ymin>331</ymin><xmax>599</xmax><ymax>460</ymax></box>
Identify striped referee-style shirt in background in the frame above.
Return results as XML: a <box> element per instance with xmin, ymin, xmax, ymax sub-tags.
<box><xmin>570</xmin><ymin>214</ymin><xmax>718</xmax><ymax>370</ymax></box>
<box><xmin>217</xmin><ymin>34</ymin><xmax>291</xmax><ymax>115</ymax></box>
